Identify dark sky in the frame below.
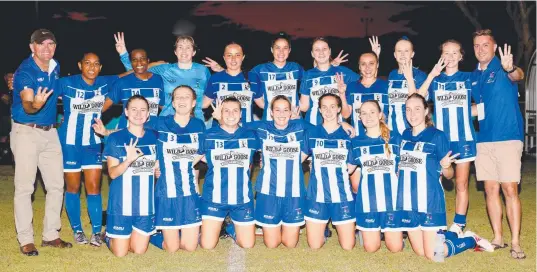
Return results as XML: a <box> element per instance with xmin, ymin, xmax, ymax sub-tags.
<box><xmin>1</xmin><ymin>1</ymin><xmax>535</xmax><ymax>78</ymax></box>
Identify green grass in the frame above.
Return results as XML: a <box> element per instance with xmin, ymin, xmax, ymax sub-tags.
<box><xmin>0</xmin><ymin>161</ymin><xmax>535</xmax><ymax>272</ymax></box>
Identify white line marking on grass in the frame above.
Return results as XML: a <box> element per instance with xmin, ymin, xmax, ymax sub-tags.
<box><xmin>227</xmin><ymin>241</ymin><xmax>246</xmax><ymax>272</ymax></box>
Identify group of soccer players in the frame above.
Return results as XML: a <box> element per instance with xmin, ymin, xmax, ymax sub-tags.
<box><xmin>44</xmin><ymin>30</ymin><xmax>507</xmax><ymax>261</ymax></box>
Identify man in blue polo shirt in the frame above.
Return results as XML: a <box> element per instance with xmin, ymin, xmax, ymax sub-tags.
<box><xmin>11</xmin><ymin>29</ymin><xmax>72</xmax><ymax>256</ymax></box>
<box><xmin>471</xmin><ymin>29</ymin><xmax>526</xmax><ymax>259</ymax></box>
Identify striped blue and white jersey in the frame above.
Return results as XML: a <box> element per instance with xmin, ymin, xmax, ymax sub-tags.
<box><xmin>430</xmin><ymin>71</ymin><xmax>476</xmax><ymax>144</ymax></box>
<box><xmin>205</xmin><ymin>71</ymin><xmax>262</xmax><ymax>126</ymax></box>
<box><xmin>199</xmin><ymin>126</ymin><xmax>259</xmax><ymax>205</ymax></box>
<box><xmin>387</xmin><ymin>68</ymin><xmax>427</xmax><ymax>136</ymax></box>
<box><xmin>107</xmin><ymin>73</ymin><xmax>165</xmax><ymax>129</ymax></box>
<box><xmin>57</xmin><ymin>74</ymin><xmax>118</xmax><ymax>146</ymax></box>
<box><xmin>396</xmin><ymin>127</ymin><xmax>450</xmax><ymax>214</ymax></box>
<box><xmin>245</xmin><ymin>120</ymin><xmax>308</xmax><ymax>197</ymax></box>
<box><xmin>346</xmin><ymin>79</ymin><xmax>389</xmax><ymax>137</ymax></box>
<box><xmin>151</xmin><ymin>116</ymin><xmax>205</xmax><ymax>198</ymax></box>
<box><xmin>103</xmin><ymin>128</ymin><xmax>158</xmax><ymax>216</ymax></box>
<box><xmin>305</xmin><ymin>126</ymin><xmax>354</xmax><ymax>203</ymax></box>
<box><xmin>300</xmin><ymin>65</ymin><xmax>359</xmax><ymax>125</ymax></box>
<box><xmin>352</xmin><ymin>134</ymin><xmax>401</xmax><ymax>213</ymax></box>
<box><xmin>248</xmin><ymin>62</ymin><xmax>304</xmax><ymax>121</ymax></box>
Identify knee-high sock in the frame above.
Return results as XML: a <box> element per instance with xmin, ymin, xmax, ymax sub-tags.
<box><xmin>87</xmin><ymin>194</ymin><xmax>103</xmax><ymax>234</ymax></box>
<box><xmin>149</xmin><ymin>232</ymin><xmax>164</xmax><ymax>250</ymax></box>
<box><xmin>445</xmin><ymin>236</ymin><xmax>476</xmax><ymax>257</ymax></box>
<box><xmin>65</xmin><ymin>192</ymin><xmax>83</xmax><ymax>233</ymax></box>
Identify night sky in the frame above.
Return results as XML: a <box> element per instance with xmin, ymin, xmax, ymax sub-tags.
<box><xmin>1</xmin><ymin>1</ymin><xmax>535</xmax><ymax>79</ymax></box>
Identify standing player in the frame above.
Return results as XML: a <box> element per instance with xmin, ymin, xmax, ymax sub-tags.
<box><xmin>198</xmin><ymin>97</ymin><xmax>259</xmax><ymax>249</ymax></box>
<box><xmin>114</xmin><ymin>32</ymin><xmax>220</xmax><ymax>121</ymax></box>
<box><xmin>340</xmin><ymin>48</ymin><xmax>387</xmax><ymax>137</ymax></box>
<box><xmin>105</xmin><ymin>49</ymin><xmax>165</xmax><ymax>129</ymax></box>
<box><xmin>398</xmin><ymin>93</ymin><xmax>492</xmax><ymax>261</ymax></box>
<box><xmin>417</xmin><ymin>40</ymin><xmax>477</xmax><ymax>235</ymax></box>
<box><xmin>351</xmin><ymin>100</ymin><xmax>403</xmax><ymax>253</ymax></box>
<box><xmin>248</xmin><ymin>33</ymin><xmax>304</xmax><ymax>121</ymax></box>
<box><xmin>299</xmin><ymin>37</ymin><xmax>359</xmax><ymax>125</ymax></box>
<box><xmin>147</xmin><ymin>85</ymin><xmax>205</xmax><ymax>252</ymax></box>
<box><xmin>387</xmin><ymin>37</ymin><xmax>427</xmax><ymax>137</ymax></box>
<box><xmin>98</xmin><ymin>95</ymin><xmax>158</xmax><ymax>257</ymax></box>
<box><xmin>57</xmin><ymin>52</ymin><xmax>125</xmax><ymax>246</ymax></box>
<box><xmin>303</xmin><ymin>94</ymin><xmax>356</xmax><ymax>250</ymax></box>
<box><xmin>202</xmin><ymin>42</ymin><xmax>262</xmax><ymax>127</ymax></box>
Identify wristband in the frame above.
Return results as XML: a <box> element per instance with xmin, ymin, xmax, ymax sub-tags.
<box><xmin>507</xmin><ymin>66</ymin><xmax>517</xmax><ymax>74</ymax></box>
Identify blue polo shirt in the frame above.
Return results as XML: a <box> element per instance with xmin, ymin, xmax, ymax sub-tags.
<box><xmin>471</xmin><ymin>56</ymin><xmax>524</xmax><ymax>143</ymax></box>
<box><xmin>12</xmin><ymin>55</ymin><xmax>60</xmax><ymax>126</ymax></box>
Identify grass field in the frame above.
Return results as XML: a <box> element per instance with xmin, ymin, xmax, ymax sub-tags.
<box><xmin>0</xmin><ymin>160</ymin><xmax>535</xmax><ymax>272</ymax></box>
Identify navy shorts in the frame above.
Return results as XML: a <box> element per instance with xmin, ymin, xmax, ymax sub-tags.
<box><xmin>355</xmin><ymin>211</ymin><xmax>402</xmax><ymax>232</ymax></box>
<box><xmin>254</xmin><ymin>193</ymin><xmax>305</xmax><ymax>227</ymax></box>
<box><xmin>105</xmin><ymin>214</ymin><xmax>155</xmax><ymax>239</ymax></box>
<box><xmin>304</xmin><ymin>199</ymin><xmax>355</xmax><ymax>225</ymax></box>
<box><xmin>155</xmin><ymin>194</ymin><xmax>202</xmax><ymax>229</ymax></box>
<box><xmin>61</xmin><ymin>143</ymin><xmax>102</xmax><ymax>172</ymax></box>
<box><xmin>397</xmin><ymin>211</ymin><xmax>447</xmax><ymax>231</ymax></box>
<box><xmin>200</xmin><ymin>198</ymin><xmax>255</xmax><ymax>225</ymax></box>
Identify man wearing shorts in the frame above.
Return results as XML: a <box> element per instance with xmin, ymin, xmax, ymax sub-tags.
<box><xmin>471</xmin><ymin>29</ymin><xmax>526</xmax><ymax>259</ymax></box>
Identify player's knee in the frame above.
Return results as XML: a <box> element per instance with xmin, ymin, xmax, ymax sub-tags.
<box><xmin>340</xmin><ymin>241</ymin><xmax>355</xmax><ymax>251</ymax></box>
<box><xmin>111</xmin><ymin>247</ymin><xmax>129</xmax><ymax>257</ymax></box>
<box><xmin>164</xmin><ymin>243</ymin><xmax>180</xmax><ymax>253</ymax></box>
<box><xmin>386</xmin><ymin>242</ymin><xmax>403</xmax><ymax>253</ymax></box>
<box><xmin>484</xmin><ymin>183</ymin><xmax>500</xmax><ymax>196</ymax></box>
<box><xmin>455</xmin><ymin>181</ymin><xmax>468</xmax><ymax>192</ymax></box>
<box><xmin>307</xmin><ymin>240</ymin><xmax>324</xmax><ymax>250</ymax></box>
<box><xmin>363</xmin><ymin>242</ymin><xmax>381</xmax><ymax>253</ymax></box>
<box><xmin>282</xmin><ymin>239</ymin><xmax>298</xmax><ymax>248</ymax></box>
<box><xmin>181</xmin><ymin>241</ymin><xmax>198</xmax><ymax>252</ymax></box>
<box><xmin>131</xmin><ymin>244</ymin><xmax>148</xmax><ymax>255</ymax></box>
<box><xmin>237</xmin><ymin>239</ymin><xmax>255</xmax><ymax>249</ymax></box>
<box><xmin>200</xmin><ymin>239</ymin><xmax>218</xmax><ymax>250</ymax></box>
<box><xmin>264</xmin><ymin>239</ymin><xmax>281</xmax><ymax>249</ymax></box>
<box><xmin>66</xmin><ymin>183</ymin><xmax>81</xmax><ymax>193</ymax></box>
<box><xmin>502</xmin><ymin>185</ymin><xmax>519</xmax><ymax>198</ymax></box>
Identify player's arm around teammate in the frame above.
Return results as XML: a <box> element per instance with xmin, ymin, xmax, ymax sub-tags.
<box><xmin>101</xmin><ymin>95</ymin><xmax>158</xmax><ymax>257</ymax></box>
<box><xmin>303</xmin><ymin>94</ymin><xmax>357</xmax><ymax>250</ymax></box>
<box><xmin>350</xmin><ymin>100</ymin><xmax>403</xmax><ymax>253</ymax></box>
<box><xmin>199</xmin><ymin>98</ymin><xmax>257</xmax><ymax>249</ymax></box>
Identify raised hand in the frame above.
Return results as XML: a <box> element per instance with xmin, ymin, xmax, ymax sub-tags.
<box><xmin>440</xmin><ymin>151</ymin><xmax>460</xmax><ymax>169</ymax></box>
<box><xmin>32</xmin><ymin>86</ymin><xmax>53</xmax><ymax>109</ymax></box>
<box><xmin>335</xmin><ymin>72</ymin><xmax>347</xmax><ymax>96</ymax></box>
<box><xmin>402</xmin><ymin>59</ymin><xmax>414</xmax><ymax>81</ymax></box>
<box><xmin>114</xmin><ymin>32</ymin><xmax>127</xmax><ymax>55</ymax></box>
<box><xmin>331</xmin><ymin>50</ymin><xmax>349</xmax><ymax>67</ymax></box>
<box><xmin>92</xmin><ymin>118</ymin><xmax>108</xmax><ymax>136</ymax></box>
<box><xmin>498</xmin><ymin>43</ymin><xmax>514</xmax><ymax>71</ymax></box>
<box><xmin>124</xmin><ymin>138</ymin><xmax>143</xmax><ymax>163</ymax></box>
<box><xmin>4</xmin><ymin>73</ymin><xmax>14</xmax><ymax>91</ymax></box>
<box><xmin>430</xmin><ymin>57</ymin><xmax>447</xmax><ymax>77</ymax></box>
<box><xmin>210</xmin><ymin>99</ymin><xmax>223</xmax><ymax>121</ymax></box>
<box><xmin>202</xmin><ymin>57</ymin><xmax>224</xmax><ymax>72</ymax></box>
<box><xmin>369</xmin><ymin>36</ymin><xmax>381</xmax><ymax>58</ymax></box>
<box><xmin>290</xmin><ymin>105</ymin><xmax>301</xmax><ymax>120</ymax></box>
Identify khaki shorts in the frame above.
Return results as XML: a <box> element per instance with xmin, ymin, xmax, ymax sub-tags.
<box><xmin>475</xmin><ymin>140</ymin><xmax>523</xmax><ymax>183</ymax></box>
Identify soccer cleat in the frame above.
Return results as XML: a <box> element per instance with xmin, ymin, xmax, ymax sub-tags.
<box><xmin>74</xmin><ymin>231</ymin><xmax>89</xmax><ymax>245</ymax></box>
<box><xmin>90</xmin><ymin>233</ymin><xmax>104</xmax><ymax>247</ymax></box>
<box><xmin>463</xmin><ymin>230</ymin><xmax>494</xmax><ymax>253</ymax></box>
<box><xmin>448</xmin><ymin>223</ymin><xmax>464</xmax><ymax>238</ymax></box>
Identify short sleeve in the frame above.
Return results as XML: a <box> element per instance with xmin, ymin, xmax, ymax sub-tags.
<box><xmin>302</xmin><ymin>130</ymin><xmax>312</xmax><ymax>156</ymax></box>
<box><xmin>197</xmin><ymin>134</ymin><xmax>207</xmax><ymax>155</ymax></box>
<box><xmin>204</xmin><ymin>75</ymin><xmax>217</xmax><ymax>100</ymax></box>
<box><xmin>414</xmin><ymin>69</ymin><xmax>427</xmax><ymax>89</ymax></box>
<box><xmin>343</xmin><ymin>68</ymin><xmax>360</xmax><ymax>84</ymax></box>
<box><xmin>248</xmin><ymin>69</ymin><xmax>260</xmax><ymax>93</ymax></box>
<box><xmin>148</xmin><ymin>63</ymin><xmax>169</xmax><ymax>75</ymax></box>
<box><xmin>434</xmin><ymin>130</ymin><xmax>450</xmax><ymax>162</ymax></box>
<box><xmin>103</xmin><ymin>134</ymin><xmax>121</xmax><ymax>160</ymax></box>
<box><xmin>351</xmin><ymin>141</ymin><xmax>362</xmax><ymax>167</ymax></box>
<box><xmin>299</xmin><ymin>72</ymin><xmax>310</xmax><ymax>96</ymax></box>
<box><xmin>107</xmin><ymin>80</ymin><xmax>122</xmax><ymax>104</ymax></box>
<box><xmin>346</xmin><ymin>141</ymin><xmax>354</xmax><ymax>165</ymax></box>
<box><xmin>13</xmin><ymin>71</ymin><xmax>35</xmax><ymax>93</ymax></box>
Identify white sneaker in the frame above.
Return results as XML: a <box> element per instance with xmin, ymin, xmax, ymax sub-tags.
<box><xmin>448</xmin><ymin>223</ymin><xmax>463</xmax><ymax>238</ymax></box>
<box><xmin>463</xmin><ymin>230</ymin><xmax>494</xmax><ymax>252</ymax></box>
<box><xmin>255</xmin><ymin>227</ymin><xmax>264</xmax><ymax>236</ymax></box>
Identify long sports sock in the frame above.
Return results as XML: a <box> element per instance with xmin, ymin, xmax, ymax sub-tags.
<box><xmin>87</xmin><ymin>194</ymin><xmax>103</xmax><ymax>234</ymax></box>
<box><xmin>453</xmin><ymin>213</ymin><xmax>467</xmax><ymax>228</ymax></box>
<box><xmin>445</xmin><ymin>236</ymin><xmax>476</xmax><ymax>257</ymax></box>
<box><xmin>65</xmin><ymin>192</ymin><xmax>83</xmax><ymax>233</ymax></box>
